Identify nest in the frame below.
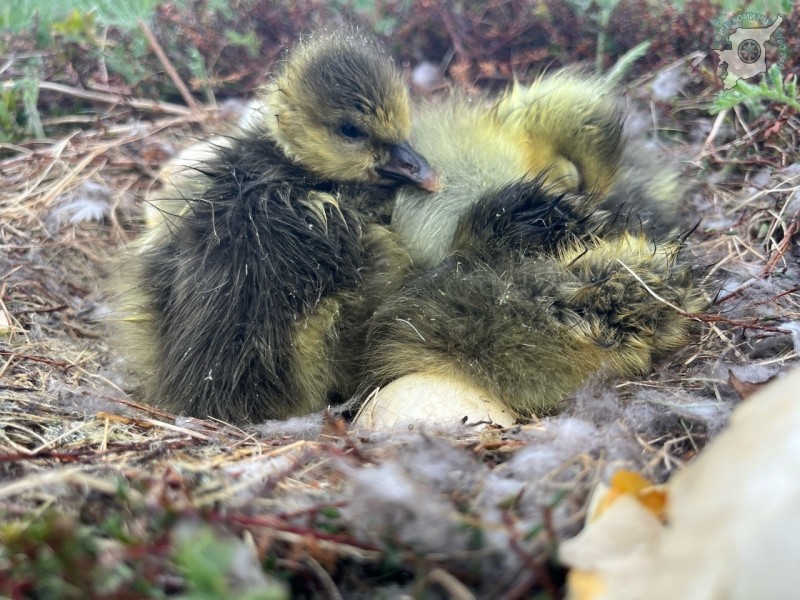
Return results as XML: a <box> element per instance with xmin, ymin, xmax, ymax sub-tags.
<box><xmin>1</xmin><ymin>6</ymin><xmax>799</xmax><ymax>598</ymax></box>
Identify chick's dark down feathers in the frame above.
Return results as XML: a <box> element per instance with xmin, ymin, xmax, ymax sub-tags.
<box><xmin>137</xmin><ymin>134</ymin><xmax>382</xmax><ymax>422</ymax></box>
<box><xmin>365</xmin><ymin>179</ymin><xmax>708</xmax><ymax>417</ymax></box>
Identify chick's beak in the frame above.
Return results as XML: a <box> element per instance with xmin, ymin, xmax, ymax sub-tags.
<box><xmin>378</xmin><ymin>141</ymin><xmax>440</xmax><ymax>192</ymax></box>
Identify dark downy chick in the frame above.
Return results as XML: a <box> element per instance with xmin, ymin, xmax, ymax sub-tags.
<box><xmin>113</xmin><ymin>31</ymin><xmax>436</xmax><ymax>423</ymax></box>
<box><xmin>362</xmin><ymin>72</ymin><xmax>708</xmax><ymax>418</ymax></box>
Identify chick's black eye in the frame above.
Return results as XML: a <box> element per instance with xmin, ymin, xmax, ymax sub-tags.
<box><xmin>339</xmin><ymin>122</ymin><xmax>366</xmax><ymax>140</ymax></box>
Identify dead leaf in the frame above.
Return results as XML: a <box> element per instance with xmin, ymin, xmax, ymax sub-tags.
<box><xmin>728</xmin><ymin>369</ymin><xmax>776</xmax><ymax>400</ymax></box>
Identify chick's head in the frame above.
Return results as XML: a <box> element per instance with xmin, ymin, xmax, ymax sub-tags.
<box><xmin>265</xmin><ymin>31</ymin><xmax>437</xmax><ymax>190</ymax></box>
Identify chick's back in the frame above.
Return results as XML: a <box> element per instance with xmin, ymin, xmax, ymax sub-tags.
<box><xmin>117</xmin><ymin>132</ymin><xmax>382</xmax><ymax>422</ymax></box>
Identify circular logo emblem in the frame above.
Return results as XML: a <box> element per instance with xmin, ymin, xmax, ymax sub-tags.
<box><xmin>712</xmin><ymin>13</ymin><xmax>787</xmax><ymax>90</ymax></box>
<box><xmin>737</xmin><ymin>39</ymin><xmax>761</xmax><ymax>63</ymax></box>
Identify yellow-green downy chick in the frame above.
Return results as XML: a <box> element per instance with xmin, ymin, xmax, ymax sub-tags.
<box><xmin>361</xmin><ymin>70</ymin><xmax>707</xmax><ymax>419</ymax></box>
<box><xmin>392</xmin><ymin>71</ymin><xmax>682</xmax><ymax>268</ymax></box>
<box><xmin>263</xmin><ymin>33</ymin><xmax>437</xmax><ymax>191</ymax></box>
<box><xmin>113</xmin><ymin>30</ymin><xmax>437</xmax><ymax>423</ymax></box>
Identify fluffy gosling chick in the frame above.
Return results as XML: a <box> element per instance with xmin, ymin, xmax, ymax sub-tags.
<box><xmin>362</xmin><ymin>73</ymin><xmax>706</xmax><ymax>418</ymax></box>
<box><xmin>115</xmin><ymin>31</ymin><xmax>436</xmax><ymax>423</ymax></box>
<box><xmin>392</xmin><ymin>71</ymin><xmax>680</xmax><ymax>268</ymax></box>
<box><xmin>367</xmin><ymin>182</ymin><xmax>707</xmax><ymax>418</ymax></box>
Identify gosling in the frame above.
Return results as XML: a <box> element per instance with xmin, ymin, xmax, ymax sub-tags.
<box><xmin>114</xmin><ymin>31</ymin><xmax>436</xmax><ymax>423</ymax></box>
<box><xmin>362</xmin><ymin>70</ymin><xmax>708</xmax><ymax>419</ymax></box>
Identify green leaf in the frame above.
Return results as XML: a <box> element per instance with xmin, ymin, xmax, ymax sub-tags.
<box><xmin>710</xmin><ymin>66</ymin><xmax>800</xmax><ymax>115</ymax></box>
<box><xmin>605</xmin><ymin>40</ymin><xmax>652</xmax><ymax>84</ymax></box>
<box><xmin>51</xmin><ymin>8</ymin><xmax>97</xmax><ymax>42</ymax></box>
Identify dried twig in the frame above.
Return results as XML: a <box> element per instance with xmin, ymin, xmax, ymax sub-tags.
<box><xmin>1</xmin><ymin>80</ymin><xmax>194</xmax><ymax>116</ymax></box>
<box><xmin>138</xmin><ymin>19</ymin><xmax>201</xmax><ymax>112</ymax></box>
